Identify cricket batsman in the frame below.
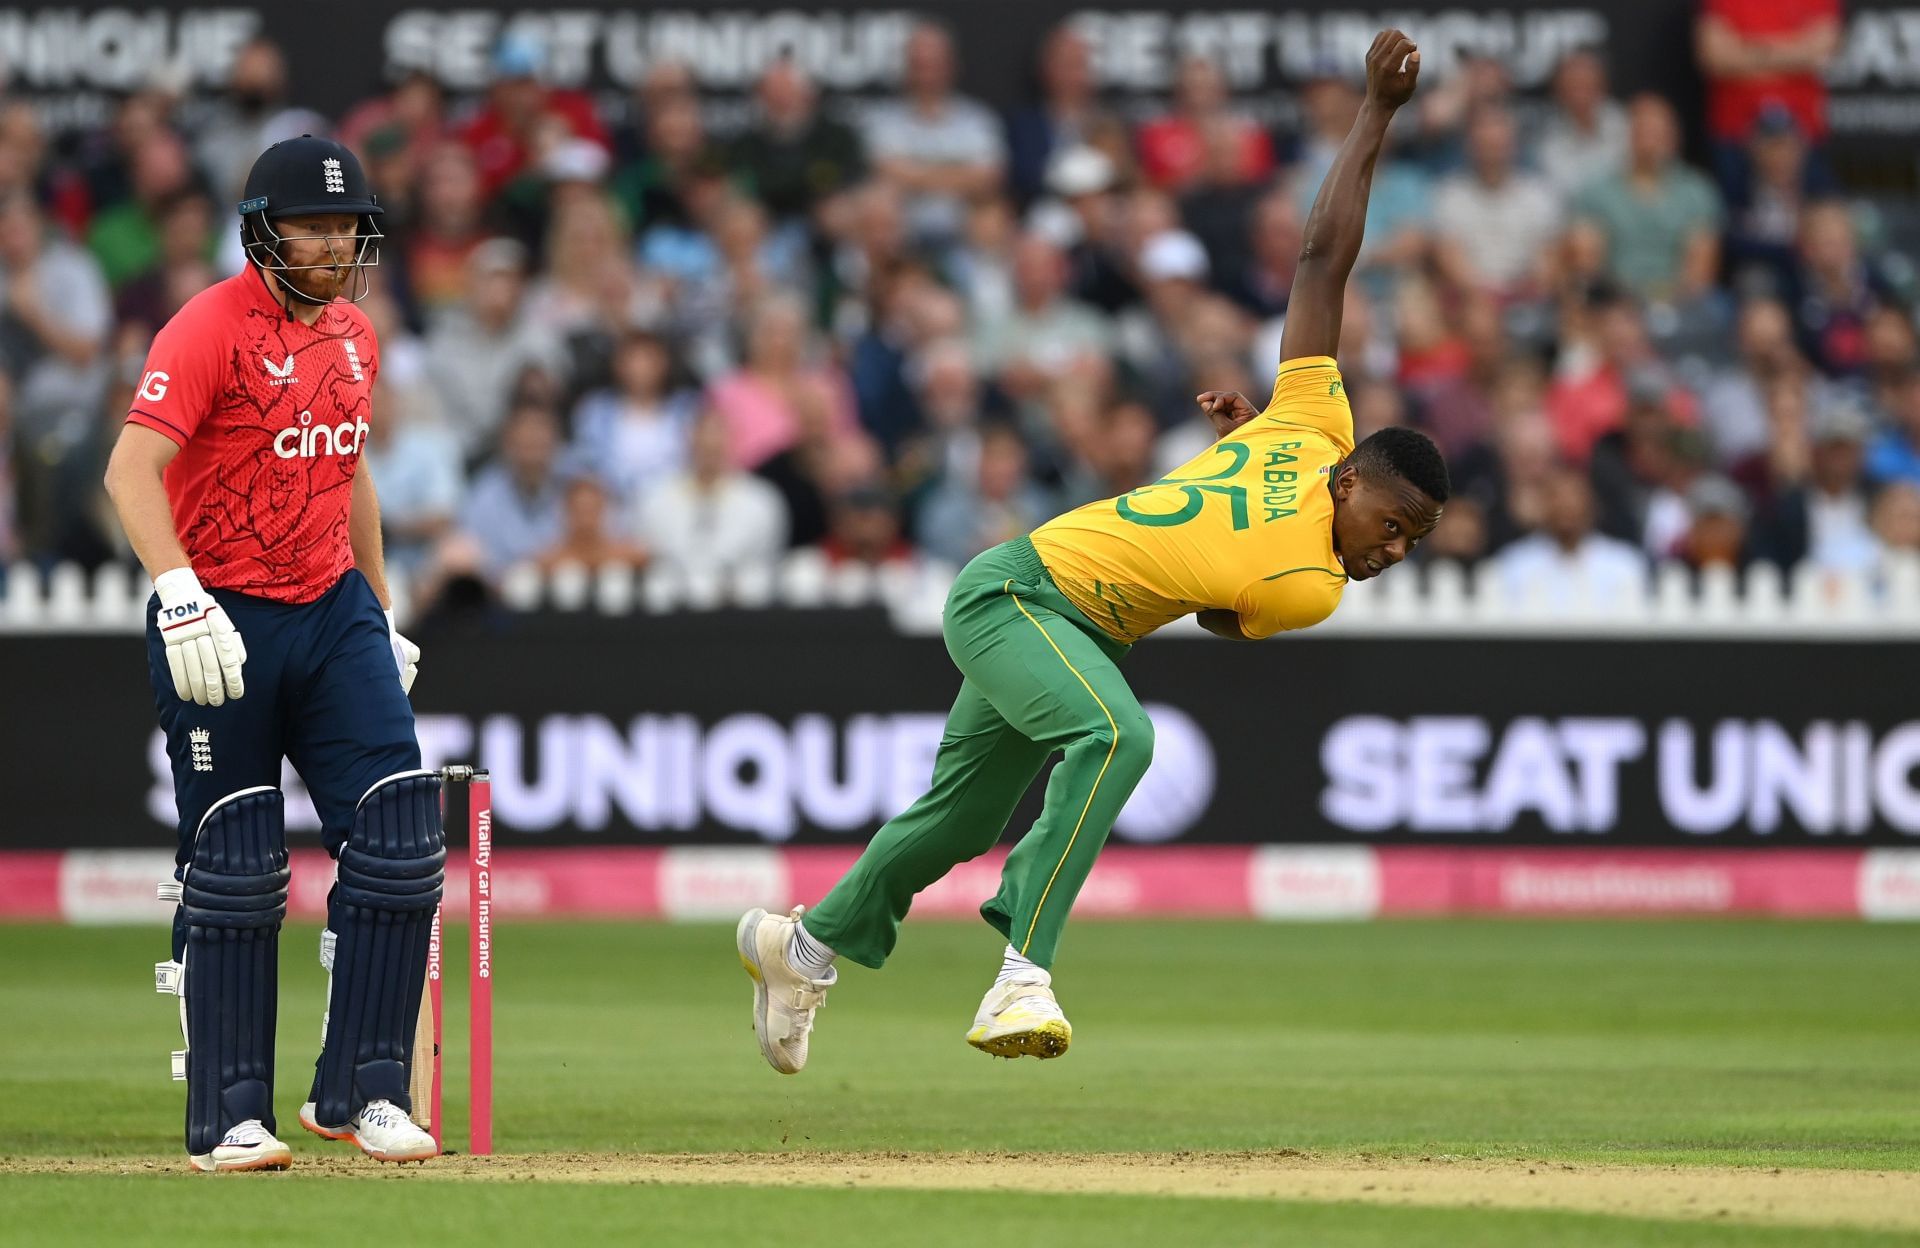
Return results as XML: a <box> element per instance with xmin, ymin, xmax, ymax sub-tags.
<box><xmin>104</xmin><ymin>136</ymin><xmax>440</xmax><ymax>1170</ymax></box>
<box><xmin>738</xmin><ymin>32</ymin><xmax>1445</xmax><ymax>1071</ymax></box>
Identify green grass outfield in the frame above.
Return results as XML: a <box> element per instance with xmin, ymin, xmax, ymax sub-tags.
<box><xmin>2</xmin><ymin>919</ymin><xmax>1917</xmax><ymax>1245</ymax></box>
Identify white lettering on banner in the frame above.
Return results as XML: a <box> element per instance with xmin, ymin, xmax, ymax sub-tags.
<box><xmin>1323</xmin><ymin>715</ymin><xmax>1920</xmax><ymax>837</ymax></box>
<box><xmin>1831</xmin><ymin>10</ymin><xmax>1920</xmax><ymax>89</ymax></box>
<box><xmin>0</xmin><ymin>9</ymin><xmax>257</xmax><ymax>91</ymax></box>
<box><xmin>1658</xmin><ymin>720</ymin><xmax>1746</xmax><ymax>834</ymax></box>
<box><xmin>1072</xmin><ymin>8</ymin><xmax>1607</xmax><ymax>91</ymax></box>
<box><xmin>148</xmin><ymin>705</ymin><xmax>1207</xmax><ymax>842</ymax></box>
<box><xmin>386</xmin><ymin>8</ymin><xmax>916</xmax><ymax>91</ymax></box>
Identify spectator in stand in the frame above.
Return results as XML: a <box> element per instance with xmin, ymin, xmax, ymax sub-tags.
<box><xmin>1030</xmin><ymin>146</ymin><xmax>1137</xmax><ymax>314</ymax></box>
<box><xmin>86</xmin><ymin>129</ymin><xmax>200</xmax><ymax>290</ymax></box>
<box><xmin>570</xmin><ymin>328</ymin><xmax>695</xmax><ymax>510</ymax></box>
<box><xmin>708</xmin><ymin>292</ymin><xmax>858</xmax><ymax>471</ymax></box>
<box><xmin>863</xmin><ymin>22</ymin><xmax>1006</xmax><ymax>251</ymax></box>
<box><xmin>1419</xmin><ymin>294</ymin><xmax>1514</xmax><ymax>463</ymax></box>
<box><xmin>1178</xmin><ymin>117</ymin><xmax>1269</xmax><ymax>285</ymax></box>
<box><xmin>1008</xmin><ymin>25</ymin><xmax>1106</xmax><ymax>204</ymax></box>
<box><xmin>457</xmin><ymin>400</ymin><xmax>569</xmax><ymax>576</ymax></box>
<box><xmin>424</xmin><ymin>237</ymin><xmax>567</xmax><ymax>461</ymax></box>
<box><xmin>1696</xmin><ymin>0</ymin><xmax>1841</xmax><ymax>187</ymax></box>
<box><xmin>1431</xmin><ymin>104</ymin><xmax>1561</xmax><ymax>299</ymax></box>
<box><xmin>1138</xmin><ymin>56</ymin><xmax>1273</xmax><ymax>194</ymax></box>
<box><xmin>401</xmin><ymin>144</ymin><xmax>492</xmax><ymax>331</ymax></box>
<box><xmin>1057</xmin><ymin>396</ymin><xmax>1158</xmax><ymax>505</ymax></box>
<box><xmin>1702</xmin><ymin>297</ymin><xmax>1826</xmax><ymax>466</ymax></box>
<box><xmin>339</xmin><ymin>70</ymin><xmax>447</xmax><ymax>194</ymax></box>
<box><xmin>610</xmin><ymin>60</ymin><xmax>698</xmax><ymax>169</ymax></box>
<box><xmin>1724</xmin><ymin>104</ymin><xmax>1836</xmax><ymax>296</ymax></box>
<box><xmin>531</xmin><ymin>473</ymin><xmax>649</xmax><ymax>572</ymax></box>
<box><xmin>458</xmin><ymin>35</ymin><xmax>609</xmax><ymax>204</ymax></box>
<box><xmin>1533</xmin><ymin>48</ymin><xmax>1629</xmax><ymax>199</ymax></box>
<box><xmin>192</xmin><ymin>38</ymin><xmax>318</xmax><ymax>202</ymax></box>
<box><xmin>1117</xmin><ymin>229</ymin><xmax>1215</xmax><ymax>427</ymax></box>
<box><xmin>0</xmin><ymin>190</ymin><xmax>112</xmax><ymax>553</ymax></box>
<box><xmin>669</xmin><ymin>192</ymin><xmax>808</xmax><ymax>378</ymax></box>
<box><xmin>1574</xmin><ymin>95</ymin><xmax>1723</xmax><ymax>308</ymax></box>
<box><xmin>1492</xmin><ymin>465</ymin><xmax>1648</xmax><ymax>609</ymax></box>
<box><xmin>1407</xmin><ymin>52</ymin><xmax>1513</xmax><ymax>177</ymax></box>
<box><xmin>113</xmin><ymin>192</ymin><xmax>216</xmax><ymax>337</ymax></box>
<box><xmin>1393</xmin><ymin>275</ymin><xmax>1471</xmax><ymax>397</ymax></box>
<box><xmin>1547</xmin><ymin>287</ymin><xmax>1692</xmax><ymax>463</ymax></box>
<box><xmin>1752</xmin><ymin>401</ymin><xmax>1880</xmax><ymax>571</ymax></box>
<box><xmin>361</xmin><ymin>373</ymin><xmax>464</xmax><ymax>588</ymax></box>
<box><xmin>638</xmin><ymin>406</ymin><xmax>789</xmax><ymax>573</ymax></box>
<box><xmin>615</xmin><ymin>93</ymin><xmax>715</xmax><ymax>249</ymax></box>
<box><xmin>1871</xmin><ymin>481</ymin><xmax>1920</xmax><ymax>556</ymax></box>
<box><xmin>1785</xmin><ymin>200</ymin><xmax>1898</xmax><ymax>378</ymax></box>
<box><xmin>1225</xmin><ymin>189</ymin><xmax>1300</xmax><ymax>321</ymax></box>
<box><xmin>524</xmin><ymin>190</ymin><xmax>632</xmax><ymax>343</ymax></box>
<box><xmin>897</xmin><ymin>336</ymin><xmax>991</xmax><ymax>509</ymax></box>
<box><xmin>974</xmin><ymin>231</ymin><xmax>1113</xmax><ymax>413</ymax></box>
<box><xmin>916</xmin><ymin>419</ymin><xmax>1055</xmax><ymax>565</ymax></box>
<box><xmin>1730</xmin><ymin>368</ymin><xmax>1823</xmax><ymax>512</ymax></box>
<box><xmin>1867</xmin><ymin>370</ymin><xmax>1920</xmax><ymax>489</ymax></box>
<box><xmin>1674</xmin><ymin>474</ymin><xmax>1753</xmax><ymax>570</ymax></box>
<box><xmin>730</xmin><ymin>60</ymin><xmax>867</xmax><ymax>233</ymax></box>
<box><xmin>1862</xmin><ymin>307</ymin><xmax>1920</xmax><ymax>415</ymax></box>
<box><xmin>1419</xmin><ymin>495</ymin><xmax>1492</xmax><ymax>566</ymax></box>
<box><xmin>821</xmin><ymin>482</ymin><xmax>915</xmax><ymax>567</ymax></box>
<box><xmin>1592</xmin><ymin>397</ymin><xmax>1714</xmax><ymax>557</ymax></box>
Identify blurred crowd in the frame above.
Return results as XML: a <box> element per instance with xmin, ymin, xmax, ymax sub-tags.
<box><xmin>4</xmin><ymin>0</ymin><xmax>1916</xmax><ymax>617</ymax></box>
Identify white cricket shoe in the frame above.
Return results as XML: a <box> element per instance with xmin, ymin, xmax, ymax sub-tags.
<box><xmin>966</xmin><ymin>971</ymin><xmax>1073</xmax><ymax>1059</ymax></box>
<box><xmin>736</xmin><ymin>906</ymin><xmax>836</xmax><ymax>1075</ymax></box>
<box><xmin>299</xmin><ymin>1098</ymin><xmax>438</xmax><ymax>1163</ymax></box>
<box><xmin>189</xmin><ymin>1119</ymin><xmax>292</xmax><ymax>1172</ymax></box>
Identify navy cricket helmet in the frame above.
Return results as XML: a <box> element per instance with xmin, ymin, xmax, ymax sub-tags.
<box><xmin>238</xmin><ymin>134</ymin><xmax>384</xmax><ymax>304</ymax></box>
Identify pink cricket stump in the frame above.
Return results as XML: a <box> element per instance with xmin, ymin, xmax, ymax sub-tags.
<box><xmin>427</xmin><ymin>904</ymin><xmax>443</xmax><ymax>1151</ymax></box>
<box><xmin>468</xmin><ymin>771</ymin><xmax>494</xmax><ymax>1156</ymax></box>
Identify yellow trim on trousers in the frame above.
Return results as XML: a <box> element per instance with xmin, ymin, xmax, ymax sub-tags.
<box><xmin>1006</xmin><ymin>582</ymin><xmax>1120</xmax><ymax>956</ymax></box>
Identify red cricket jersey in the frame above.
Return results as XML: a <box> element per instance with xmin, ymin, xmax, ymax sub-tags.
<box><xmin>1703</xmin><ymin>0</ymin><xmax>1840</xmax><ymax>142</ymax></box>
<box><xmin>126</xmin><ymin>267</ymin><xmax>379</xmax><ymax>604</ymax></box>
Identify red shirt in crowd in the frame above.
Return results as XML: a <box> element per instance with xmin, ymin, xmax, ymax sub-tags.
<box><xmin>1135</xmin><ymin>117</ymin><xmax>1274</xmax><ymax>191</ymax></box>
<box><xmin>125</xmin><ymin>267</ymin><xmax>379</xmax><ymax>603</ymax></box>
<box><xmin>1702</xmin><ymin>0</ymin><xmax>1841</xmax><ymax>142</ymax></box>
<box><xmin>457</xmin><ymin>89</ymin><xmax>609</xmax><ymax>200</ymax></box>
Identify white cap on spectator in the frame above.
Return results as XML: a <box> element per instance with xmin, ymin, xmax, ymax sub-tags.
<box><xmin>544</xmin><ymin>138</ymin><xmax>610</xmax><ymax>184</ymax></box>
<box><xmin>472</xmin><ymin>236</ymin><xmax>529</xmax><ymax>275</ymax></box>
<box><xmin>1810</xmin><ymin>402</ymin><xmax>1874</xmax><ymax>445</ymax></box>
<box><xmin>1047</xmin><ymin>145</ymin><xmax>1114</xmax><ymax>198</ymax></box>
<box><xmin>1139</xmin><ymin>230</ymin><xmax>1210</xmax><ymax>282</ymax></box>
<box><xmin>1686</xmin><ymin>474</ymin><xmax>1750</xmax><ymax>523</ymax></box>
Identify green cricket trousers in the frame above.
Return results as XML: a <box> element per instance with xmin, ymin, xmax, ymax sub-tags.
<box><xmin>804</xmin><ymin>535</ymin><xmax>1153</xmax><ymax>970</ymax></box>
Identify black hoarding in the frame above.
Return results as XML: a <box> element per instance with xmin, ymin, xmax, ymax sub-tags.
<box><xmin>3</xmin><ymin>610</ymin><xmax>1917</xmax><ymax>849</ymax></box>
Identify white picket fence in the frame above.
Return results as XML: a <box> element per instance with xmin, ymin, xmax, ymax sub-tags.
<box><xmin>5</xmin><ymin>553</ymin><xmax>1920</xmax><ymax>638</ymax></box>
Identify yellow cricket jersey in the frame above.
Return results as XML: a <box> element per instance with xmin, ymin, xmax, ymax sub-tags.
<box><xmin>1031</xmin><ymin>355</ymin><xmax>1354</xmax><ymax>643</ymax></box>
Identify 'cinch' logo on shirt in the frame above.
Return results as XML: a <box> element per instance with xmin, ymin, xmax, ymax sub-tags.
<box><xmin>275</xmin><ymin>408</ymin><xmax>368</xmax><ymax>459</ymax></box>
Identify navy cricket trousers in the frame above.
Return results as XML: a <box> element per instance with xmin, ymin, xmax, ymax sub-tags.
<box><xmin>146</xmin><ymin>568</ymin><xmax>421</xmax><ymax>868</ymax></box>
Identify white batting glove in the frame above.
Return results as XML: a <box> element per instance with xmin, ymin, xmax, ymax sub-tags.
<box><xmin>386</xmin><ymin>609</ymin><xmax>420</xmax><ymax>695</ymax></box>
<box><xmin>154</xmin><ymin>567</ymin><xmax>247</xmax><ymax>707</ymax></box>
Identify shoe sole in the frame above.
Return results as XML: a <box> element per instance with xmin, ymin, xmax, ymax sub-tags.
<box><xmin>736</xmin><ymin>908</ymin><xmax>799</xmax><ymax>1075</ymax></box>
<box><xmin>189</xmin><ymin>1146</ymin><xmax>293</xmax><ymax>1173</ymax></box>
<box><xmin>299</xmin><ymin>1108</ymin><xmax>438</xmax><ymax>1163</ymax></box>
<box><xmin>967</xmin><ymin>1018</ymin><xmax>1073</xmax><ymax>1059</ymax></box>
